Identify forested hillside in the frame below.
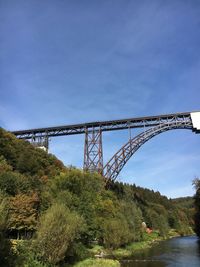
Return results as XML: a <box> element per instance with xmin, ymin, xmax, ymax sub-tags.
<box><xmin>0</xmin><ymin>128</ymin><xmax>194</xmax><ymax>267</ymax></box>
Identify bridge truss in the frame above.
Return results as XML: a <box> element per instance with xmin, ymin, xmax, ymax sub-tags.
<box><xmin>11</xmin><ymin>111</ymin><xmax>199</xmax><ymax>181</ymax></box>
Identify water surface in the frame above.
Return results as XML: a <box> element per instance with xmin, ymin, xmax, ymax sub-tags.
<box><xmin>120</xmin><ymin>236</ymin><xmax>200</xmax><ymax>267</ymax></box>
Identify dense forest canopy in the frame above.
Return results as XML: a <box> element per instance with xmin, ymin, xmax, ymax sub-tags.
<box><xmin>0</xmin><ymin>128</ymin><xmax>196</xmax><ymax>267</ymax></box>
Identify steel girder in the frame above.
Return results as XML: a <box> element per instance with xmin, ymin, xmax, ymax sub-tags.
<box><xmin>103</xmin><ymin>118</ymin><xmax>193</xmax><ymax>182</ymax></box>
<box><xmin>11</xmin><ymin>112</ymin><xmax>192</xmax><ymax>139</ymax></box>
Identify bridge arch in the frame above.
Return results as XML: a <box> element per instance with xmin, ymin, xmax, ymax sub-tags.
<box><xmin>103</xmin><ymin>120</ymin><xmax>193</xmax><ymax>181</ymax></box>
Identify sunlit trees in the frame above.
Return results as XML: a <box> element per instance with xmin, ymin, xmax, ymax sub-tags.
<box><xmin>0</xmin><ymin>155</ymin><xmax>12</xmax><ymax>173</ymax></box>
<box><xmin>0</xmin><ymin>171</ymin><xmax>32</xmax><ymax>196</ymax></box>
<box><xmin>8</xmin><ymin>193</ymin><xmax>39</xmax><ymax>239</ymax></box>
<box><xmin>49</xmin><ymin>169</ymin><xmax>105</xmax><ymax>243</ymax></box>
<box><xmin>33</xmin><ymin>203</ymin><xmax>84</xmax><ymax>265</ymax></box>
<box><xmin>0</xmin><ymin>127</ymin><xmax>196</xmax><ymax>265</ymax></box>
<box><xmin>101</xmin><ymin>217</ymin><xmax>130</xmax><ymax>249</ymax></box>
<box><xmin>118</xmin><ymin>201</ymin><xmax>143</xmax><ymax>242</ymax></box>
<box><xmin>0</xmin><ymin>128</ymin><xmax>64</xmax><ymax>178</ymax></box>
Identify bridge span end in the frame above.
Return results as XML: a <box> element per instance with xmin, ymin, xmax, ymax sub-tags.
<box><xmin>191</xmin><ymin>112</ymin><xmax>200</xmax><ymax>133</ymax></box>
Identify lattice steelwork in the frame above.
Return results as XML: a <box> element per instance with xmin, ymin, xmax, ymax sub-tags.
<box><xmin>31</xmin><ymin>135</ymin><xmax>49</xmax><ymax>152</ymax></box>
<box><xmin>12</xmin><ymin>112</ymin><xmax>193</xmax><ymax>139</ymax></box>
<box><xmin>103</xmin><ymin>117</ymin><xmax>193</xmax><ymax>182</ymax></box>
<box><xmin>83</xmin><ymin>128</ymin><xmax>103</xmax><ymax>174</ymax></box>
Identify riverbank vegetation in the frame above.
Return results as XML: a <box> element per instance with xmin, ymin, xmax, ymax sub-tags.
<box><xmin>193</xmin><ymin>178</ymin><xmax>200</xmax><ymax>237</ymax></box>
<box><xmin>0</xmin><ymin>128</ymin><xmax>195</xmax><ymax>266</ymax></box>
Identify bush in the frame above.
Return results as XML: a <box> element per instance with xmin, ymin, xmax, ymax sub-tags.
<box><xmin>33</xmin><ymin>203</ymin><xmax>84</xmax><ymax>265</ymax></box>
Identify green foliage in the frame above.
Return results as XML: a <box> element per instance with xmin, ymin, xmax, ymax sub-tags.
<box><xmin>119</xmin><ymin>201</ymin><xmax>143</xmax><ymax>242</ymax></box>
<box><xmin>0</xmin><ymin>171</ymin><xmax>32</xmax><ymax>196</ymax></box>
<box><xmin>109</xmin><ymin>180</ymin><xmax>195</xmax><ymax>238</ymax></box>
<box><xmin>24</xmin><ymin>259</ymin><xmax>48</xmax><ymax>267</ymax></box>
<box><xmin>0</xmin><ymin>155</ymin><xmax>13</xmax><ymax>172</ymax></box>
<box><xmin>0</xmin><ymin>128</ymin><xmax>64</xmax><ymax>178</ymax></box>
<box><xmin>157</xmin><ymin>215</ymin><xmax>169</xmax><ymax>238</ymax></box>
<box><xmin>193</xmin><ymin>178</ymin><xmax>200</xmax><ymax>237</ymax></box>
<box><xmin>0</xmin><ymin>191</ymin><xmax>16</xmax><ymax>266</ymax></box>
<box><xmin>49</xmin><ymin>170</ymin><xmax>106</xmax><ymax>243</ymax></box>
<box><xmin>49</xmin><ymin>170</ymin><xmax>143</xmax><ymax>249</ymax></box>
<box><xmin>172</xmin><ymin>196</ymin><xmax>194</xmax><ymax>209</ymax></box>
<box><xmin>8</xmin><ymin>193</ymin><xmax>39</xmax><ymax>234</ymax></box>
<box><xmin>73</xmin><ymin>258</ymin><xmax>120</xmax><ymax>267</ymax></box>
<box><xmin>101</xmin><ymin>217</ymin><xmax>130</xmax><ymax>249</ymax></box>
<box><xmin>0</xmin><ymin>190</ymin><xmax>8</xmax><ymax>230</ymax></box>
<box><xmin>33</xmin><ymin>203</ymin><xmax>84</xmax><ymax>265</ymax></box>
<box><xmin>0</xmin><ymin>128</ymin><xmax>195</xmax><ymax>266</ymax></box>
<box><xmin>14</xmin><ymin>240</ymin><xmax>48</xmax><ymax>267</ymax></box>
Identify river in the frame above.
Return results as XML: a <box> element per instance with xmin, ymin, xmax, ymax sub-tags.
<box><xmin>120</xmin><ymin>236</ymin><xmax>200</xmax><ymax>267</ymax></box>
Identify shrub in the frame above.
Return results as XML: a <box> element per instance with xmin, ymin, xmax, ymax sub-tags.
<box><xmin>33</xmin><ymin>203</ymin><xmax>84</xmax><ymax>265</ymax></box>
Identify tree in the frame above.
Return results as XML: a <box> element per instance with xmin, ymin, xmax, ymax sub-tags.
<box><xmin>119</xmin><ymin>201</ymin><xmax>143</xmax><ymax>242</ymax></box>
<box><xmin>0</xmin><ymin>191</ymin><xmax>15</xmax><ymax>266</ymax></box>
<box><xmin>0</xmin><ymin>155</ymin><xmax>12</xmax><ymax>173</ymax></box>
<box><xmin>193</xmin><ymin>178</ymin><xmax>200</xmax><ymax>237</ymax></box>
<box><xmin>8</xmin><ymin>193</ymin><xmax>39</xmax><ymax>238</ymax></box>
<box><xmin>101</xmin><ymin>217</ymin><xmax>130</xmax><ymax>249</ymax></box>
<box><xmin>0</xmin><ymin>171</ymin><xmax>32</xmax><ymax>196</ymax></box>
<box><xmin>50</xmin><ymin>169</ymin><xmax>105</xmax><ymax>243</ymax></box>
<box><xmin>33</xmin><ymin>203</ymin><xmax>84</xmax><ymax>265</ymax></box>
<box><xmin>157</xmin><ymin>215</ymin><xmax>169</xmax><ymax>238</ymax></box>
<box><xmin>0</xmin><ymin>128</ymin><xmax>64</xmax><ymax>178</ymax></box>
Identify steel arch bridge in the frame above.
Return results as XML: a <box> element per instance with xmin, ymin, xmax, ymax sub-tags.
<box><xmin>103</xmin><ymin>120</ymin><xmax>193</xmax><ymax>182</ymax></box>
<box><xmin>11</xmin><ymin>111</ymin><xmax>200</xmax><ymax>182</ymax></box>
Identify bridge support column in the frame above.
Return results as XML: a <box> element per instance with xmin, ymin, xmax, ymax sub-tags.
<box><xmin>31</xmin><ymin>134</ymin><xmax>49</xmax><ymax>152</ymax></box>
<box><xmin>83</xmin><ymin>128</ymin><xmax>103</xmax><ymax>175</ymax></box>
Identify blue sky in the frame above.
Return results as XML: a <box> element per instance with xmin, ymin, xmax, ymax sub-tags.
<box><xmin>0</xmin><ymin>0</ymin><xmax>200</xmax><ymax>198</ymax></box>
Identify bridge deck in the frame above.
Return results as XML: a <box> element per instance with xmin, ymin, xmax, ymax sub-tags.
<box><xmin>11</xmin><ymin>111</ymin><xmax>195</xmax><ymax>139</ymax></box>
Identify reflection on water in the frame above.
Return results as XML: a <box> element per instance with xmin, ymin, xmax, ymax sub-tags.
<box><xmin>197</xmin><ymin>239</ymin><xmax>200</xmax><ymax>257</ymax></box>
<box><xmin>120</xmin><ymin>236</ymin><xmax>200</xmax><ymax>267</ymax></box>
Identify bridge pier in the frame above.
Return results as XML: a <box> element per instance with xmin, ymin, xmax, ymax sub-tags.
<box><xmin>31</xmin><ymin>134</ymin><xmax>49</xmax><ymax>152</ymax></box>
<box><xmin>83</xmin><ymin>128</ymin><xmax>103</xmax><ymax>174</ymax></box>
